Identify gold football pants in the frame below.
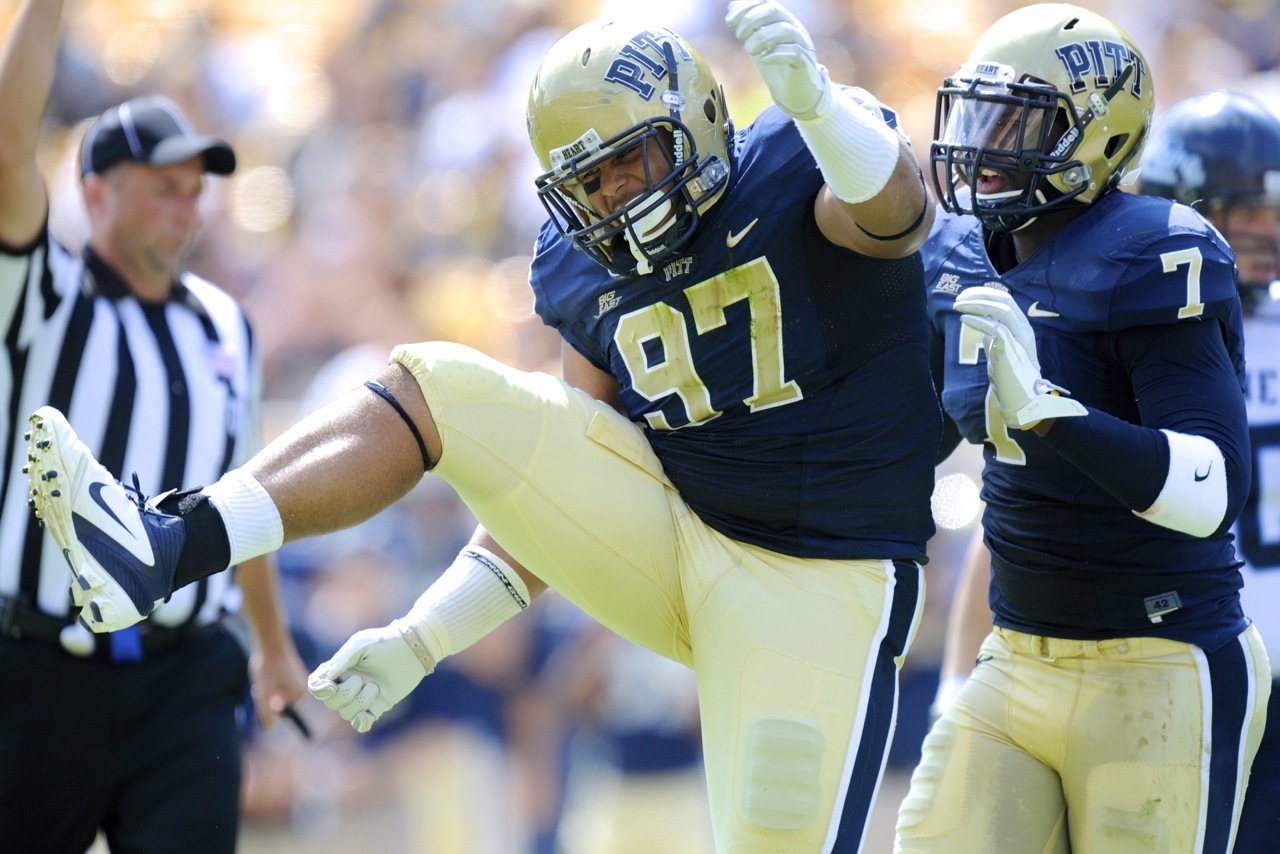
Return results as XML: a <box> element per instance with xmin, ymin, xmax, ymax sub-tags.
<box><xmin>897</xmin><ymin>625</ymin><xmax>1271</xmax><ymax>854</ymax></box>
<box><xmin>396</xmin><ymin>341</ymin><xmax>926</xmax><ymax>853</ymax></box>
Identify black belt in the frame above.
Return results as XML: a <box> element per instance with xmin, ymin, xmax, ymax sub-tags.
<box><xmin>0</xmin><ymin>593</ymin><xmax>214</xmax><ymax>659</ymax></box>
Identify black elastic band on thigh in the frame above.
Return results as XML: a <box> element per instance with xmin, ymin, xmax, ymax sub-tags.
<box><xmin>856</xmin><ymin>194</ymin><xmax>930</xmax><ymax>242</ymax></box>
<box><xmin>365</xmin><ymin>379</ymin><xmax>431</xmax><ymax>471</ymax></box>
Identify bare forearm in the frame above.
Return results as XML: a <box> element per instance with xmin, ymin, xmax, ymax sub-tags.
<box><xmin>236</xmin><ymin>554</ymin><xmax>292</xmax><ymax>654</ymax></box>
<box><xmin>0</xmin><ymin>0</ymin><xmax>63</xmax><ymax>160</ymax></box>
<box><xmin>939</xmin><ymin>532</ymin><xmax>993</xmax><ymax>681</ymax></box>
<box><xmin>0</xmin><ymin>0</ymin><xmax>63</xmax><ymax>239</ymax></box>
<box><xmin>236</xmin><ymin>552</ymin><xmax>308</xmax><ymax>726</ymax></box>
<box><xmin>835</xmin><ymin>139</ymin><xmax>933</xmax><ymax>254</ymax></box>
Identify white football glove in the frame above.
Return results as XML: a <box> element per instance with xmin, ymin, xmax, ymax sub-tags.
<box><xmin>954</xmin><ymin>286</ymin><xmax>1087</xmax><ymax>430</ymax></box>
<box><xmin>727</xmin><ymin>0</ymin><xmax>832</xmax><ymax>121</ymax></box>
<box><xmin>956</xmin><ymin>286</ymin><xmax>1041</xmax><ymax>370</ymax></box>
<box><xmin>307</xmin><ymin>619</ymin><xmax>437</xmax><ymax>734</ymax></box>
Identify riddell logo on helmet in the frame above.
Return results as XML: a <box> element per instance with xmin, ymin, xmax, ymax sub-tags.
<box><xmin>1054</xmin><ymin>41</ymin><xmax>1146</xmax><ymax>98</ymax></box>
<box><xmin>1049</xmin><ymin>126</ymin><xmax>1080</xmax><ymax>158</ymax></box>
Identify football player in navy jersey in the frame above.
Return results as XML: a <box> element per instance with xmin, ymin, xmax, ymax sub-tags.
<box><xmin>895</xmin><ymin>6</ymin><xmax>1271</xmax><ymax>854</ymax></box>
<box><xmin>1138</xmin><ymin>90</ymin><xmax>1280</xmax><ymax>854</ymax></box>
<box><xmin>27</xmin><ymin>1</ymin><xmax>940</xmax><ymax>850</ymax></box>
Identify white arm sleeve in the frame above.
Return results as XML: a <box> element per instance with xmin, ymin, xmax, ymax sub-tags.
<box><xmin>794</xmin><ymin>87</ymin><xmax>902</xmax><ymax>204</ymax></box>
<box><xmin>1133</xmin><ymin>429</ymin><xmax>1228</xmax><ymax>537</ymax></box>
<box><xmin>398</xmin><ymin>547</ymin><xmax>530</xmax><ymax>665</ymax></box>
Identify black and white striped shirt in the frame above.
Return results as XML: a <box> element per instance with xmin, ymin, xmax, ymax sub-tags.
<box><xmin>0</xmin><ymin>226</ymin><xmax>260</xmax><ymax>628</ymax></box>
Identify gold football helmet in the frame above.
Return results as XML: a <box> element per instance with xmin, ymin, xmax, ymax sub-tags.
<box><xmin>932</xmin><ymin>4</ymin><xmax>1154</xmax><ymax>232</ymax></box>
<box><xmin>528</xmin><ymin>21</ymin><xmax>732</xmax><ymax>275</ymax></box>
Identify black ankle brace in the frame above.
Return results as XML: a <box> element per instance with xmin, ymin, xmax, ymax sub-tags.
<box><xmin>159</xmin><ymin>489</ymin><xmax>233</xmax><ymax>586</ymax></box>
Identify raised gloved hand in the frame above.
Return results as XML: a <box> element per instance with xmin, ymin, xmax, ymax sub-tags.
<box><xmin>954</xmin><ymin>286</ymin><xmax>1087</xmax><ymax>430</ymax></box>
<box><xmin>727</xmin><ymin>0</ymin><xmax>832</xmax><ymax>121</ymax></box>
<box><xmin>307</xmin><ymin>618</ymin><xmax>437</xmax><ymax>734</ymax></box>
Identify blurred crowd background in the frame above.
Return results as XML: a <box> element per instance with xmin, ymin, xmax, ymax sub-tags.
<box><xmin>8</xmin><ymin>0</ymin><xmax>1278</xmax><ymax>851</ymax></box>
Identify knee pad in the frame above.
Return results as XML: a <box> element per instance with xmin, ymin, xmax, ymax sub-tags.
<box><xmin>392</xmin><ymin>341</ymin><xmax>505</xmax><ymax>398</ymax></box>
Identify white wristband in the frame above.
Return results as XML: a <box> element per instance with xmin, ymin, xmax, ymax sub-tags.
<box><xmin>1134</xmin><ymin>430</ymin><xmax>1228</xmax><ymax>537</ymax></box>
<box><xmin>202</xmin><ymin>469</ymin><xmax>284</xmax><ymax>566</ymax></box>
<box><xmin>400</xmin><ymin>547</ymin><xmax>531</xmax><ymax>663</ymax></box>
<box><xmin>795</xmin><ymin>87</ymin><xmax>902</xmax><ymax>204</ymax></box>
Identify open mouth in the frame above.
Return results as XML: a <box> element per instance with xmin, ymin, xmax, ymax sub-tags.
<box><xmin>975</xmin><ymin>167</ymin><xmax>1014</xmax><ymax>195</ymax></box>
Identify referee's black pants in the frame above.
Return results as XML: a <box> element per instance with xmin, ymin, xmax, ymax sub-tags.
<box><xmin>0</xmin><ymin>626</ymin><xmax>249</xmax><ymax>853</ymax></box>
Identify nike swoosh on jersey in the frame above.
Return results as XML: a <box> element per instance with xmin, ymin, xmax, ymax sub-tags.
<box><xmin>1194</xmin><ymin>463</ymin><xmax>1212</xmax><ymax>482</ymax></box>
<box><xmin>726</xmin><ymin>218</ymin><xmax>759</xmax><ymax>248</ymax></box>
<box><xmin>1027</xmin><ymin>302</ymin><xmax>1060</xmax><ymax>318</ymax></box>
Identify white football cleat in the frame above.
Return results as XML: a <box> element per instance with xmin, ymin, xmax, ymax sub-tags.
<box><xmin>26</xmin><ymin>406</ymin><xmax>183</xmax><ymax>632</ymax></box>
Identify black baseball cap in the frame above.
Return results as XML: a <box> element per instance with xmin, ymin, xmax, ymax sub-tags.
<box><xmin>80</xmin><ymin>95</ymin><xmax>236</xmax><ymax>177</ymax></box>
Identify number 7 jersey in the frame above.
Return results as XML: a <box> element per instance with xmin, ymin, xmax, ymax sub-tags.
<box><xmin>924</xmin><ymin>191</ymin><xmax>1250</xmax><ymax>648</ymax></box>
<box><xmin>531</xmin><ymin>105</ymin><xmax>941</xmax><ymax>563</ymax></box>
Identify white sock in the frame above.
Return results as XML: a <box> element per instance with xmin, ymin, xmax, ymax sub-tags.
<box><xmin>202</xmin><ymin>470</ymin><xmax>284</xmax><ymax>565</ymax></box>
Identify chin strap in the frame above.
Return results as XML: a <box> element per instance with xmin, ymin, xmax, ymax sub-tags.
<box><xmin>622</xmin><ymin>193</ymin><xmax>677</xmax><ymax>276</ymax></box>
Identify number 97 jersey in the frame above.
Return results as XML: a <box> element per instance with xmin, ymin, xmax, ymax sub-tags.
<box><xmin>530</xmin><ymin>105</ymin><xmax>941</xmax><ymax>563</ymax></box>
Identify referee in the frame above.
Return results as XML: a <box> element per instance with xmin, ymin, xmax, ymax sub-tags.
<box><xmin>0</xmin><ymin>2</ymin><xmax>308</xmax><ymax>852</ymax></box>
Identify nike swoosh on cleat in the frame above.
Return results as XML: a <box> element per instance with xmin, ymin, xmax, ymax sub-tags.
<box><xmin>726</xmin><ymin>218</ymin><xmax>759</xmax><ymax>249</ymax></box>
<box><xmin>1027</xmin><ymin>302</ymin><xmax>1060</xmax><ymax>318</ymax></box>
<box><xmin>89</xmin><ymin>481</ymin><xmax>136</xmax><ymax>539</ymax></box>
<box><xmin>72</xmin><ymin>517</ymin><xmax>166</xmax><ymax>614</ymax></box>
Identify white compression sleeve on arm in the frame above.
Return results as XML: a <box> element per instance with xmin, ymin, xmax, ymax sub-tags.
<box><xmin>396</xmin><ymin>547</ymin><xmax>531</xmax><ymax>666</ymax></box>
<box><xmin>1134</xmin><ymin>429</ymin><xmax>1228</xmax><ymax>537</ymax></box>
<box><xmin>794</xmin><ymin>87</ymin><xmax>902</xmax><ymax>204</ymax></box>
<box><xmin>202</xmin><ymin>469</ymin><xmax>284</xmax><ymax>565</ymax></box>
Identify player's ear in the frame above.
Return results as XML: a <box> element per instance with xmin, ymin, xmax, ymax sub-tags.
<box><xmin>82</xmin><ymin>171</ymin><xmax>107</xmax><ymax>212</ymax></box>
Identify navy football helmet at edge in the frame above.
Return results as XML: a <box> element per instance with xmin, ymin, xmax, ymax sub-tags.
<box><xmin>1139</xmin><ymin>91</ymin><xmax>1280</xmax><ymax>292</ymax></box>
<box><xmin>528</xmin><ymin>22</ymin><xmax>732</xmax><ymax>277</ymax></box>
<box><xmin>932</xmin><ymin>4</ymin><xmax>1154</xmax><ymax>233</ymax></box>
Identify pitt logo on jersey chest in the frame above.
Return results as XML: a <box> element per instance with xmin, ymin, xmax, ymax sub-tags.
<box><xmin>660</xmin><ymin>256</ymin><xmax>695</xmax><ymax>282</ymax></box>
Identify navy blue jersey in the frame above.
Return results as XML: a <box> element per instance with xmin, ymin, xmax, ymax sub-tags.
<box><xmin>926</xmin><ymin>191</ymin><xmax>1250</xmax><ymax>649</ymax></box>
<box><xmin>531</xmin><ymin>105</ymin><xmax>940</xmax><ymax>562</ymax></box>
